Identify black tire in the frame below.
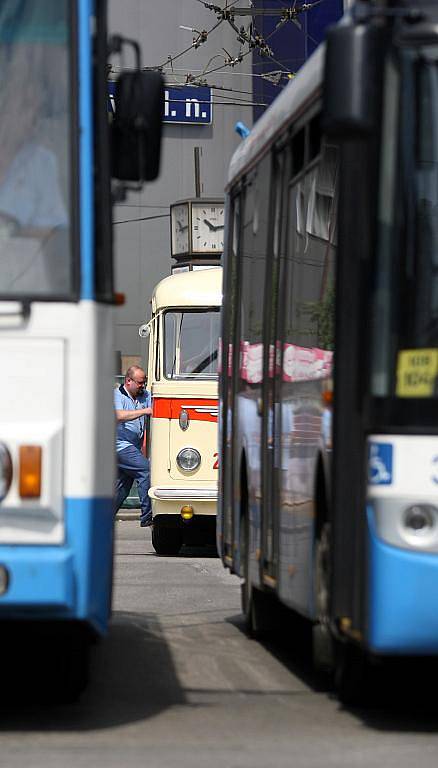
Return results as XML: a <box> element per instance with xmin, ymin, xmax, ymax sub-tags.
<box><xmin>313</xmin><ymin>521</ymin><xmax>335</xmax><ymax>672</ymax></box>
<box><xmin>45</xmin><ymin>626</ymin><xmax>91</xmax><ymax>703</ymax></box>
<box><xmin>335</xmin><ymin>641</ymin><xmax>369</xmax><ymax>706</ymax></box>
<box><xmin>152</xmin><ymin>521</ymin><xmax>182</xmax><ymax>555</ymax></box>
<box><xmin>240</xmin><ymin>514</ymin><xmax>274</xmax><ymax>637</ymax></box>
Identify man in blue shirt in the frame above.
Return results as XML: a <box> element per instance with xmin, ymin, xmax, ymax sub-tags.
<box><xmin>114</xmin><ymin>365</ymin><xmax>153</xmax><ymax>527</ymax></box>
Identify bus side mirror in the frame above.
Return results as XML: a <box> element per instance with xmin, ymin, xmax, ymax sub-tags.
<box><xmin>139</xmin><ymin>323</ymin><xmax>150</xmax><ymax>338</ymax></box>
<box><xmin>111</xmin><ymin>70</ymin><xmax>164</xmax><ymax>182</ymax></box>
<box><xmin>322</xmin><ymin>23</ymin><xmax>388</xmax><ymax>139</ymax></box>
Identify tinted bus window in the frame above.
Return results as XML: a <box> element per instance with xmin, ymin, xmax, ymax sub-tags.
<box><xmin>0</xmin><ymin>0</ymin><xmax>74</xmax><ymax>298</ymax></box>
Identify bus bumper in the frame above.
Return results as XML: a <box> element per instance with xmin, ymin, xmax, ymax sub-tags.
<box><xmin>367</xmin><ymin>507</ymin><xmax>438</xmax><ymax>654</ymax></box>
<box><xmin>0</xmin><ymin>497</ymin><xmax>114</xmax><ymax>635</ymax></box>
<box><xmin>149</xmin><ymin>486</ymin><xmax>217</xmax><ymax>518</ymax></box>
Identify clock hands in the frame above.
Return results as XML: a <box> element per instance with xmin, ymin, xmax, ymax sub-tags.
<box><xmin>203</xmin><ymin>218</ymin><xmax>224</xmax><ymax>232</ymax></box>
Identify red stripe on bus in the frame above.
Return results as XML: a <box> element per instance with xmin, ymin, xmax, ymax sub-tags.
<box><xmin>153</xmin><ymin>398</ymin><xmax>218</xmax><ymax>423</ymax></box>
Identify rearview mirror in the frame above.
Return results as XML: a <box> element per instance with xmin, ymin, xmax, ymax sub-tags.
<box><xmin>138</xmin><ymin>323</ymin><xmax>151</xmax><ymax>338</ymax></box>
<box><xmin>112</xmin><ymin>70</ymin><xmax>164</xmax><ymax>182</ymax></box>
<box><xmin>323</xmin><ymin>22</ymin><xmax>387</xmax><ymax>139</ymax></box>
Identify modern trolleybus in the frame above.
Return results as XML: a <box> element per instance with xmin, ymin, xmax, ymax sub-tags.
<box><xmin>143</xmin><ymin>267</ymin><xmax>222</xmax><ymax>556</ymax></box>
<box><xmin>217</xmin><ymin>0</ymin><xmax>438</xmax><ymax>700</ymax></box>
<box><xmin>0</xmin><ymin>0</ymin><xmax>162</xmax><ymax>698</ymax></box>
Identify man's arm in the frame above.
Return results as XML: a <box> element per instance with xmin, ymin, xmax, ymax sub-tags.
<box><xmin>115</xmin><ymin>407</ymin><xmax>152</xmax><ymax>423</ymax></box>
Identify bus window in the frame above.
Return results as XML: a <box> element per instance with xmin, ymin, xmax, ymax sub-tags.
<box><xmin>291</xmin><ymin>128</ymin><xmax>305</xmax><ymax>179</ymax></box>
<box><xmin>164</xmin><ymin>310</ymin><xmax>220</xmax><ymax>379</ymax></box>
<box><xmin>285</xmin><ymin>141</ymin><xmax>337</xmax><ymax>354</ymax></box>
<box><xmin>372</xmin><ymin>46</ymin><xmax>438</xmax><ymax>398</ymax></box>
<box><xmin>308</xmin><ymin>113</ymin><xmax>321</xmax><ymax>162</ymax></box>
<box><xmin>0</xmin><ymin>1</ymin><xmax>73</xmax><ymax>298</ymax></box>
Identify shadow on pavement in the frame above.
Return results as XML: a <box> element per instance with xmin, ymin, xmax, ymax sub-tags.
<box><xmin>0</xmin><ymin>611</ymin><xmax>185</xmax><ymax>730</ymax></box>
<box><xmin>343</xmin><ymin>657</ymin><xmax>438</xmax><ymax>732</ymax></box>
<box><xmin>177</xmin><ymin>543</ymin><xmax>218</xmax><ymax>558</ymax></box>
<box><xmin>228</xmin><ymin>609</ymin><xmax>438</xmax><ymax>732</ymax></box>
<box><xmin>227</xmin><ymin>606</ymin><xmax>328</xmax><ymax>694</ymax></box>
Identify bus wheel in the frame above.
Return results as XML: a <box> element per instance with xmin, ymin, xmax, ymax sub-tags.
<box><xmin>46</xmin><ymin>625</ymin><xmax>91</xmax><ymax>703</ymax></box>
<box><xmin>334</xmin><ymin>641</ymin><xmax>369</xmax><ymax>706</ymax></box>
<box><xmin>240</xmin><ymin>515</ymin><xmax>273</xmax><ymax>637</ymax></box>
<box><xmin>152</xmin><ymin>521</ymin><xmax>182</xmax><ymax>556</ymax></box>
<box><xmin>313</xmin><ymin>522</ymin><xmax>335</xmax><ymax>672</ymax></box>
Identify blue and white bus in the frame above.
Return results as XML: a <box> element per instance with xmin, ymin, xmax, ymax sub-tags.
<box><xmin>0</xmin><ymin>0</ymin><xmax>162</xmax><ymax>699</ymax></box>
<box><xmin>218</xmin><ymin>0</ymin><xmax>438</xmax><ymax>702</ymax></box>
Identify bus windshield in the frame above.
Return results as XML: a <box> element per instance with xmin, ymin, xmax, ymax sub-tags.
<box><xmin>164</xmin><ymin>309</ymin><xmax>220</xmax><ymax>379</ymax></box>
<box><xmin>372</xmin><ymin>46</ymin><xmax>438</xmax><ymax>398</ymax></box>
<box><xmin>0</xmin><ymin>0</ymin><xmax>73</xmax><ymax>299</ymax></box>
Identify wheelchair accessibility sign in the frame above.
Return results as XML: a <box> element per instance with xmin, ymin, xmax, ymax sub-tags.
<box><xmin>368</xmin><ymin>442</ymin><xmax>393</xmax><ymax>485</ymax></box>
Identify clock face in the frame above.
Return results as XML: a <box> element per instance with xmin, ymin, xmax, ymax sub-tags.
<box><xmin>171</xmin><ymin>203</ymin><xmax>189</xmax><ymax>255</ymax></box>
<box><xmin>191</xmin><ymin>203</ymin><xmax>225</xmax><ymax>254</ymax></box>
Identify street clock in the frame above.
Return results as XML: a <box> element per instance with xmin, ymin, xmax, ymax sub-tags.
<box><xmin>170</xmin><ymin>198</ymin><xmax>225</xmax><ymax>258</ymax></box>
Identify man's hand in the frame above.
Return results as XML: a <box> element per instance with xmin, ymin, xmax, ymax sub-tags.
<box><xmin>115</xmin><ymin>407</ymin><xmax>151</xmax><ymax>423</ymax></box>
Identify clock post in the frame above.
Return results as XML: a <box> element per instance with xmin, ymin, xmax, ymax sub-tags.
<box><xmin>170</xmin><ymin>198</ymin><xmax>225</xmax><ymax>270</ymax></box>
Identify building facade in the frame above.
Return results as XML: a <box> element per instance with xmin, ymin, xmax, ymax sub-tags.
<box><xmin>108</xmin><ymin>0</ymin><xmax>344</xmax><ymax>367</ymax></box>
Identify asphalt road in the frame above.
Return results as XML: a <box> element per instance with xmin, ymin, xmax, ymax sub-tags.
<box><xmin>0</xmin><ymin>520</ymin><xmax>437</xmax><ymax>767</ymax></box>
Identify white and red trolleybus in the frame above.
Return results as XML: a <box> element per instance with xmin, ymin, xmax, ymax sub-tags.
<box><xmin>145</xmin><ymin>267</ymin><xmax>222</xmax><ymax>555</ymax></box>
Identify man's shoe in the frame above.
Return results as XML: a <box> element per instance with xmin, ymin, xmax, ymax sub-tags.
<box><xmin>140</xmin><ymin>517</ymin><xmax>153</xmax><ymax>528</ymax></box>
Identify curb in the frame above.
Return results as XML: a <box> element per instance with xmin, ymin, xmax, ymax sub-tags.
<box><xmin>116</xmin><ymin>509</ymin><xmax>141</xmax><ymax>521</ymax></box>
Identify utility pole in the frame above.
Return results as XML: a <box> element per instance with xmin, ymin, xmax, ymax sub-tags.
<box><xmin>194</xmin><ymin>146</ymin><xmax>202</xmax><ymax>197</ymax></box>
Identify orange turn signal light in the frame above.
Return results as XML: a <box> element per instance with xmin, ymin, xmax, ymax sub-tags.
<box><xmin>19</xmin><ymin>445</ymin><xmax>42</xmax><ymax>498</ymax></box>
<box><xmin>321</xmin><ymin>378</ymin><xmax>334</xmax><ymax>406</ymax></box>
<box><xmin>322</xmin><ymin>389</ymin><xmax>333</xmax><ymax>406</ymax></box>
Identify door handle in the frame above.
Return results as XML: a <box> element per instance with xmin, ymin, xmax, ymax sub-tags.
<box><xmin>257</xmin><ymin>397</ymin><xmax>263</xmax><ymax>417</ymax></box>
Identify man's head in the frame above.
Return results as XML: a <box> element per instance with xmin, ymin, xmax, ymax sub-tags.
<box><xmin>125</xmin><ymin>365</ymin><xmax>147</xmax><ymax>398</ymax></box>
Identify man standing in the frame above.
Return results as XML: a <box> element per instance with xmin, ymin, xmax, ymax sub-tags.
<box><xmin>114</xmin><ymin>365</ymin><xmax>153</xmax><ymax>527</ymax></box>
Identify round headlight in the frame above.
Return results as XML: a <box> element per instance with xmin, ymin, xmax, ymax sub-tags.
<box><xmin>403</xmin><ymin>504</ymin><xmax>437</xmax><ymax>535</ymax></box>
<box><xmin>0</xmin><ymin>443</ymin><xmax>12</xmax><ymax>502</ymax></box>
<box><xmin>176</xmin><ymin>447</ymin><xmax>201</xmax><ymax>472</ymax></box>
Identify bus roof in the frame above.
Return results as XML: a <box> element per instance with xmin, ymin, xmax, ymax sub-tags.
<box><xmin>227</xmin><ymin>42</ymin><xmax>325</xmax><ymax>187</ymax></box>
<box><xmin>151</xmin><ymin>267</ymin><xmax>222</xmax><ymax>311</ymax></box>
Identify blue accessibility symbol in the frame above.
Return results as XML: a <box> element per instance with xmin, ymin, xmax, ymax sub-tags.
<box><xmin>368</xmin><ymin>442</ymin><xmax>393</xmax><ymax>485</ymax></box>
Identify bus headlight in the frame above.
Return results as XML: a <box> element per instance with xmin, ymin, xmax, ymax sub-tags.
<box><xmin>176</xmin><ymin>447</ymin><xmax>201</xmax><ymax>472</ymax></box>
<box><xmin>403</xmin><ymin>504</ymin><xmax>438</xmax><ymax>537</ymax></box>
<box><xmin>0</xmin><ymin>443</ymin><xmax>12</xmax><ymax>502</ymax></box>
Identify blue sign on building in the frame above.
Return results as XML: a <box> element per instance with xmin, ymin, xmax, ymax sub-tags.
<box><xmin>164</xmin><ymin>86</ymin><xmax>212</xmax><ymax>125</ymax></box>
<box><xmin>108</xmin><ymin>82</ymin><xmax>212</xmax><ymax>126</ymax></box>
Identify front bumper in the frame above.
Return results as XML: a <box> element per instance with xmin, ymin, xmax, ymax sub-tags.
<box><xmin>149</xmin><ymin>487</ymin><xmax>217</xmax><ymax>501</ymax></box>
<box><xmin>0</xmin><ymin>497</ymin><xmax>113</xmax><ymax>634</ymax></box>
<box><xmin>367</xmin><ymin>507</ymin><xmax>438</xmax><ymax>654</ymax></box>
<box><xmin>149</xmin><ymin>486</ymin><xmax>217</xmax><ymax>518</ymax></box>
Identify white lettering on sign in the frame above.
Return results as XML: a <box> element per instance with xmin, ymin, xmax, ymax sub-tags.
<box><xmin>186</xmin><ymin>98</ymin><xmax>201</xmax><ymax>118</ymax></box>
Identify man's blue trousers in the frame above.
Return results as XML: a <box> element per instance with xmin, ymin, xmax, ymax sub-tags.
<box><xmin>114</xmin><ymin>444</ymin><xmax>152</xmax><ymax>524</ymax></box>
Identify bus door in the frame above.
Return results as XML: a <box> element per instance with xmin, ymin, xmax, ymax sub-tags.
<box><xmin>221</xmin><ymin>195</ymin><xmax>242</xmax><ymax>560</ymax></box>
<box><xmin>261</xmin><ymin>149</ymin><xmax>287</xmax><ymax>583</ymax></box>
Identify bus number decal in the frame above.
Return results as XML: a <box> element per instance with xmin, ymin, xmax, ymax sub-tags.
<box><xmin>213</xmin><ymin>452</ymin><xmax>219</xmax><ymax>470</ymax></box>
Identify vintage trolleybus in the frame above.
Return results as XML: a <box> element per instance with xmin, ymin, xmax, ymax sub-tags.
<box><xmin>218</xmin><ymin>0</ymin><xmax>438</xmax><ymax>701</ymax></box>
<box><xmin>144</xmin><ymin>267</ymin><xmax>222</xmax><ymax>555</ymax></box>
